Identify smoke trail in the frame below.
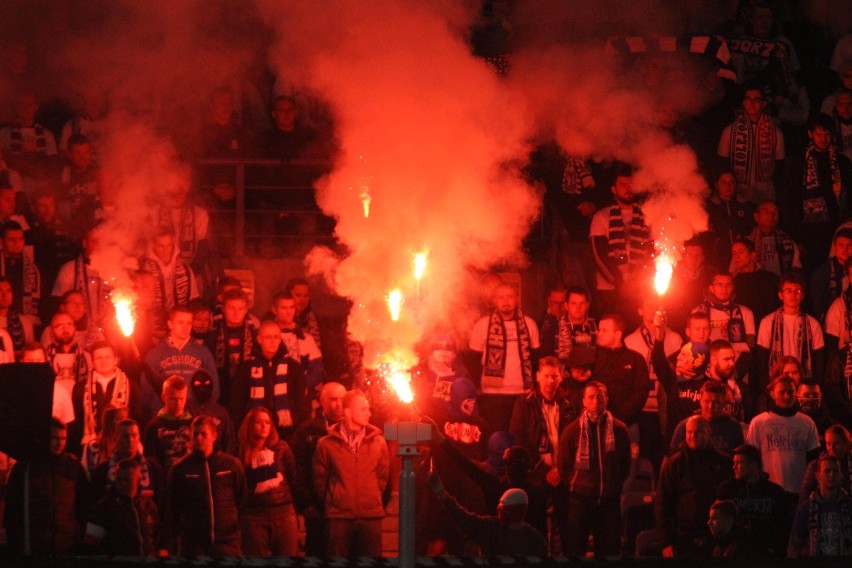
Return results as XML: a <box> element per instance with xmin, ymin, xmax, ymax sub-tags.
<box><xmin>259</xmin><ymin>1</ymin><xmax>541</xmax><ymax>362</ymax></box>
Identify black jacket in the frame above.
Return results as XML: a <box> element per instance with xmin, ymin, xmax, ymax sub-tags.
<box><xmin>509</xmin><ymin>388</ymin><xmax>576</xmax><ymax>475</ymax></box>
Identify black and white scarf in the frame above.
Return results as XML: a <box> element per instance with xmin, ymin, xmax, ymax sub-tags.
<box><xmin>749</xmin><ymin>228</ymin><xmax>797</xmax><ymax>273</ymax></box>
<box><xmin>573</xmin><ymin>411</ymin><xmax>615</xmax><ymax>473</ymax></box>
<box><xmin>0</xmin><ymin>248</ymin><xmax>39</xmax><ymax>316</ymax></box>
<box><xmin>158</xmin><ymin>206</ymin><xmax>197</xmax><ymax>264</ymax></box>
<box><xmin>556</xmin><ymin>316</ymin><xmax>597</xmax><ymax>361</ymax></box>
<box><xmin>561</xmin><ymin>156</ymin><xmax>593</xmax><ymax>195</ymax></box>
<box><xmin>768</xmin><ymin>308</ymin><xmax>814</xmax><ymax>378</ymax></box>
<box><xmin>803</xmin><ymin>142</ymin><xmax>843</xmax><ymax>222</ymax></box>
<box><xmin>214</xmin><ymin>320</ymin><xmax>255</xmax><ymax>372</ymax></box>
<box><xmin>5</xmin><ymin>309</ymin><xmax>26</xmax><ymax>352</ymax></box>
<box><xmin>9</xmin><ymin>124</ymin><xmax>48</xmax><ymax>154</ymax></box>
<box><xmin>106</xmin><ymin>451</ymin><xmax>152</xmax><ymax>495</ymax></box>
<box><xmin>138</xmin><ymin>255</ymin><xmax>192</xmax><ymax>327</ymax></box>
<box><xmin>484</xmin><ymin>308</ymin><xmax>533</xmax><ymax>389</ymax></box>
<box><xmin>730</xmin><ymin>109</ymin><xmax>777</xmax><ymax>188</ymax></box>
<box><xmin>247</xmin><ymin>359</ymin><xmax>293</xmax><ymax>428</ymax></box>
<box><xmin>73</xmin><ymin>255</ymin><xmax>108</xmax><ymax>324</ymax></box>
<box><xmin>807</xmin><ymin>489</ymin><xmax>852</xmax><ymax>557</ymax></box>
<box><xmin>80</xmin><ymin>369</ymin><xmax>131</xmax><ymax>446</ymax></box>
<box><xmin>46</xmin><ymin>341</ymin><xmax>90</xmax><ymax>384</ymax></box>
<box><xmin>607</xmin><ymin>204</ymin><xmax>650</xmax><ymax>272</ymax></box>
<box><xmin>698</xmin><ymin>301</ymin><xmax>746</xmax><ymax>343</ymax></box>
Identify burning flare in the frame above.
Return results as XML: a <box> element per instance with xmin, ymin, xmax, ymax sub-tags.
<box><xmin>387</xmin><ymin>288</ymin><xmax>403</xmax><ymax>321</ymax></box>
<box><xmin>112</xmin><ymin>294</ymin><xmax>136</xmax><ymax>337</ymax></box>
<box><xmin>361</xmin><ymin>187</ymin><xmax>371</xmax><ymax>218</ymax></box>
<box><xmin>654</xmin><ymin>254</ymin><xmax>674</xmax><ymax>295</ymax></box>
<box><xmin>413</xmin><ymin>250</ymin><xmax>428</xmax><ymax>281</ymax></box>
<box><xmin>387</xmin><ymin>369</ymin><xmax>414</xmax><ymax>403</ymax></box>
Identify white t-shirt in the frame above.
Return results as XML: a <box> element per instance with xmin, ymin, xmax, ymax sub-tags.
<box><xmin>745</xmin><ymin>411</ymin><xmax>820</xmax><ymax>493</ymax></box>
<box><xmin>757</xmin><ymin>312</ymin><xmax>824</xmax><ymax>354</ymax></box>
<box><xmin>824</xmin><ymin>295</ymin><xmax>849</xmax><ymax>347</ymax></box>
<box><xmin>470</xmin><ymin>315</ymin><xmax>540</xmax><ymax>395</ymax></box>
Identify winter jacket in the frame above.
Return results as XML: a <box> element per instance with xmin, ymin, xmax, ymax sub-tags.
<box><xmin>593</xmin><ymin>346</ymin><xmax>650</xmax><ymax>425</ymax></box>
<box><xmin>312</xmin><ymin>423</ymin><xmax>389</xmax><ymax>519</ymax></box>
<box><xmin>557</xmin><ymin>413</ymin><xmax>631</xmax><ymax>499</ymax></box>
<box><xmin>166</xmin><ymin>450</ymin><xmax>246</xmax><ymax>556</ymax></box>
<box><xmin>509</xmin><ymin>388</ymin><xmax>576</xmax><ymax>475</ymax></box>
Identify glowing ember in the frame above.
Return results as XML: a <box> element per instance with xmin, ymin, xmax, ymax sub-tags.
<box><xmin>387</xmin><ymin>369</ymin><xmax>414</xmax><ymax>403</ymax></box>
<box><xmin>113</xmin><ymin>297</ymin><xmax>136</xmax><ymax>337</ymax></box>
<box><xmin>654</xmin><ymin>254</ymin><xmax>674</xmax><ymax>295</ymax></box>
<box><xmin>413</xmin><ymin>251</ymin><xmax>428</xmax><ymax>281</ymax></box>
<box><xmin>387</xmin><ymin>288</ymin><xmax>403</xmax><ymax>321</ymax></box>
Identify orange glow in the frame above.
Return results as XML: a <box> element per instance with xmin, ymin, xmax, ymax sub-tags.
<box><xmin>387</xmin><ymin>288</ymin><xmax>402</xmax><ymax>321</ymax></box>
<box><xmin>654</xmin><ymin>254</ymin><xmax>674</xmax><ymax>295</ymax></box>
<box><xmin>113</xmin><ymin>295</ymin><xmax>136</xmax><ymax>337</ymax></box>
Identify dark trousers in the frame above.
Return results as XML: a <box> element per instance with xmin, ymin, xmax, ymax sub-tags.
<box><xmin>304</xmin><ymin>513</ymin><xmax>328</xmax><ymax>556</ymax></box>
<box><xmin>565</xmin><ymin>493</ymin><xmax>621</xmax><ymax>557</ymax></box>
<box><xmin>327</xmin><ymin>517</ymin><xmax>383</xmax><ymax>557</ymax></box>
<box><xmin>241</xmin><ymin>503</ymin><xmax>299</xmax><ymax>556</ymax></box>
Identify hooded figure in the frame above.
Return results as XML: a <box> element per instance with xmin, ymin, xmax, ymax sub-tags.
<box><xmin>187</xmin><ymin>369</ymin><xmax>235</xmax><ymax>455</ymax></box>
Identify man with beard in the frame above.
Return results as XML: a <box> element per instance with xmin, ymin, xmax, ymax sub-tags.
<box><xmin>589</xmin><ymin>164</ymin><xmax>653</xmax><ymax>323</ymax></box>
<box><xmin>229</xmin><ymin>320</ymin><xmax>307</xmax><ymax>439</ymax></box>
<box><xmin>510</xmin><ymin>356</ymin><xmax>576</xmax><ymax>553</ymax></box>
<box><xmin>469</xmin><ymin>281</ymin><xmax>539</xmax><ymax>431</ymax></box>
<box><xmin>290</xmin><ymin>381</ymin><xmax>346</xmax><ymax>556</ymax></box>
<box><xmin>90</xmin><ymin>418</ymin><xmax>165</xmax><ymax>507</ymax></box>
<box><xmin>40</xmin><ymin>290</ymin><xmax>103</xmax><ymax>352</ymax></box>
<box><xmin>717</xmin><ymin>444</ymin><xmax>789</xmax><ymax>556</ymax></box>
<box><xmin>552</xmin><ymin>286</ymin><xmax>597</xmax><ymax>367</ymax></box>
<box><xmin>656</xmin><ymin>416</ymin><xmax>732</xmax><ymax>557</ymax></box>
<box><xmin>46</xmin><ymin>311</ymin><xmax>92</xmax><ymax>410</ymax></box>
<box><xmin>558</xmin><ymin>381</ymin><xmax>630</xmax><ymax>557</ymax></box>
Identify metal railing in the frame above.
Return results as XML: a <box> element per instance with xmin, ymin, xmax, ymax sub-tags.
<box><xmin>195</xmin><ymin>157</ymin><xmax>546</xmax><ymax>260</ymax></box>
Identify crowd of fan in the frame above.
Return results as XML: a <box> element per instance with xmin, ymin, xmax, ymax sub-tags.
<box><xmin>1</xmin><ymin>0</ymin><xmax>852</xmax><ymax>560</ymax></box>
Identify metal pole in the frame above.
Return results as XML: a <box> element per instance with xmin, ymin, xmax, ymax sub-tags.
<box><xmin>397</xmin><ymin>445</ymin><xmax>418</xmax><ymax>568</ymax></box>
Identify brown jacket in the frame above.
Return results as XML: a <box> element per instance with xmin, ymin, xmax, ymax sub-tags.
<box><xmin>312</xmin><ymin>422</ymin><xmax>389</xmax><ymax>519</ymax></box>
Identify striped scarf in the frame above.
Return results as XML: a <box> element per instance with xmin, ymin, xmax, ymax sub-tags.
<box><xmin>9</xmin><ymin>124</ymin><xmax>48</xmax><ymax>154</ymax></box>
<box><xmin>768</xmin><ymin>308</ymin><xmax>814</xmax><ymax>379</ymax></box>
<box><xmin>5</xmin><ymin>309</ymin><xmax>26</xmax><ymax>352</ymax></box>
<box><xmin>214</xmin><ymin>320</ymin><xmax>255</xmax><ymax>373</ymax></box>
<box><xmin>158</xmin><ymin>205</ymin><xmax>197</xmax><ymax>264</ymax></box>
<box><xmin>73</xmin><ymin>256</ymin><xmax>108</xmax><ymax>324</ymax></box>
<box><xmin>807</xmin><ymin>489</ymin><xmax>852</xmax><ymax>557</ymax></box>
<box><xmin>138</xmin><ymin>255</ymin><xmax>192</xmax><ymax>330</ymax></box>
<box><xmin>483</xmin><ymin>308</ymin><xmax>533</xmax><ymax>390</ymax></box>
<box><xmin>247</xmin><ymin>359</ymin><xmax>293</xmax><ymax>428</ymax></box>
<box><xmin>698</xmin><ymin>301</ymin><xmax>746</xmax><ymax>343</ymax></box>
<box><xmin>80</xmin><ymin>369</ymin><xmax>131</xmax><ymax>446</ymax></box>
<box><xmin>573</xmin><ymin>411</ymin><xmax>615</xmax><ymax>474</ymax></box>
<box><xmin>749</xmin><ymin>228</ymin><xmax>796</xmax><ymax>274</ymax></box>
<box><xmin>730</xmin><ymin>109</ymin><xmax>777</xmax><ymax>190</ymax></box>
<box><xmin>555</xmin><ymin>316</ymin><xmax>597</xmax><ymax>361</ymax></box>
<box><xmin>606</xmin><ymin>204</ymin><xmax>650</xmax><ymax>273</ymax></box>
<box><xmin>46</xmin><ymin>341</ymin><xmax>90</xmax><ymax>384</ymax></box>
<box><xmin>803</xmin><ymin>143</ymin><xmax>844</xmax><ymax>223</ymax></box>
<box><xmin>106</xmin><ymin>451</ymin><xmax>152</xmax><ymax>495</ymax></box>
<box><xmin>0</xmin><ymin>248</ymin><xmax>40</xmax><ymax>316</ymax></box>
<box><xmin>338</xmin><ymin>421</ymin><xmax>366</xmax><ymax>454</ymax></box>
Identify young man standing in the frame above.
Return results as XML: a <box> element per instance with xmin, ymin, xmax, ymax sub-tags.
<box><xmin>312</xmin><ymin>389</ymin><xmax>389</xmax><ymax>557</ymax></box>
